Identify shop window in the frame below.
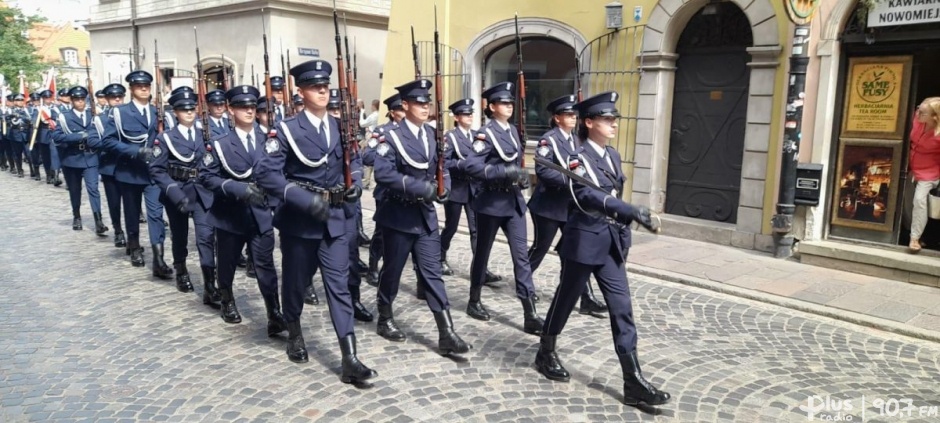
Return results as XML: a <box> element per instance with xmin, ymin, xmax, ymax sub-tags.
<box><xmin>484</xmin><ymin>37</ymin><xmax>576</xmax><ymax>138</ymax></box>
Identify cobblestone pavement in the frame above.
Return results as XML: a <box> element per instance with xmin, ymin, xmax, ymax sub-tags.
<box><xmin>1</xmin><ymin>177</ymin><xmax>939</xmax><ymax>423</ymax></box>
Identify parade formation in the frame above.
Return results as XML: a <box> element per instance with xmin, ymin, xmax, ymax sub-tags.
<box><xmin>0</xmin><ymin>7</ymin><xmax>670</xmax><ymax>409</ymax></box>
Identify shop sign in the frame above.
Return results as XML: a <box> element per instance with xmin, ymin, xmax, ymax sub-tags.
<box><xmin>842</xmin><ymin>56</ymin><xmax>912</xmax><ymax>139</ymax></box>
<box><xmin>868</xmin><ymin>0</ymin><xmax>940</xmax><ymax>28</ymax></box>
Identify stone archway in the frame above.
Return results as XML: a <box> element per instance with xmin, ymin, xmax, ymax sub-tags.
<box><xmin>636</xmin><ymin>0</ymin><xmax>782</xmax><ymax>246</ymax></box>
<box><xmin>464</xmin><ymin>18</ymin><xmax>587</xmax><ymax>126</ymax></box>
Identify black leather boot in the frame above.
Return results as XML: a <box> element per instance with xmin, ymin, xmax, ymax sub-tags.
<box><xmin>521</xmin><ymin>296</ymin><xmax>544</xmax><ymax>335</ymax></box>
<box><xmin>174</xmin><ymin>263</ymin><xmax>194</xmax><ymax>292</ymax></box>
<box><xmin>441</xmin><ymin>256</ymin><xmax>454</xmax><ymax>276</ymax></box>
<box><xmin>130</xmin><ymin>244</ymin><xmax>145</xmax><ymax>267</ymax></box>
<box><xmin>114</xmin><ymin>230</ymin><xmax>126</xmax><ymax>248</ymax></box>
<box><xmin>579</xmin><ymin>283</ymin><xmax>607</xmax><ymax>318</ymax></box>
<box><xmin>365</xmin><ymin>266</ymin><xmax>379</xmax><ymax>287</ymax></box>
<box><xmin>535</xmin><ymin>335</ymin><xmax>570</xmax><ymax>381</ymax></box>
<box><xmin>52</xmin><ymin>171</ymin><xmax>62</xmax><ymax>187</ymax></box>
<box><xmin>151</xmin><ymin>244</ymin><xmax>173</xmax><ymax>280</ymax></box>
<box><xmin>357</xmin><ymin>219</ymin><xmax>371</xmax><ymax>246</ymax></box>
<box><xmin>433</xmin><ymin>310</ymin><xmax>471</xmax><ymax>355</ymax></box>
<box><xmin>219</xmin><ymin>288</ymin><xmax>242</xmax><ymax>323</ymax></box>
<box><xmin>350</xmin><ymin>285</ymin><xmax>373</xmax><ymax>322</ymax></box>
<box><xmin>416</xmin><ymin>274</ymin><xmax>427</xmax><ymax>301</ymax></box>
<box><xmin>246</xmin><ymin>259</ymin><xmax>257</xmax><ymax>278</ymax></box>
<box><xmin>265</xmin><ymin>296</ymin><xmax>287</xmax><ymax>337</ymax></box>
<box><xmin>93</xmin><ymin>212</ymin><xmax>108</xmax><ymax>236</ymax></box>
<box><xmin>339</xmin><ymin>334</ymin><xmax>377</xmax><ymax>384</ymax></box>
<box><xmin>286</xmin><ymin>320</ymin><xmax>308</xmax><ymax>363</ymax></box>
<box><xmin>376</xmin><ymin>304</ymin><xmax>406</xmax><ymax>342</ymax></box>
<box><xmin>620</xmin><ymin>350</ymin><xmax>671</xmax><ymax>406</ymax></box>
<box><xmin>484</xmin><ymin>269</ymin><xmax>502</xmax><ymax>285</ymax></box>
<box><xmin>466</xmin><ymin>286</ymin><xmax>490</xmax><ymax>321</ymax></box>
<box><xmin>303</xmin><ymin>282</ymin><xmax>319</xmax><ymax>305</ymax></box>
<box><xmin>201</xmin><ymin>266</ymin><xmax>221</xmax><ymax>308</ymax></box>
<box><xmin>45</xmin><ymin>174</ymin><xmax>52</xmax><ymax>184</ymax></box>
<box><xmin>72</xmin><ymin>216</ymin><xmax>83</xmax><ymax>231</ymax></box>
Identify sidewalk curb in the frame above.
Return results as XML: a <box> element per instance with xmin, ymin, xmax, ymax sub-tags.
<box><xmin>360</xmin><ymin>204</ymin><xmax>940</xmax><ymax>344</ymax></box>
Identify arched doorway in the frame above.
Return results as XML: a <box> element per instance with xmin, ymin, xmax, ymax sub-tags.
<box><xmin>204</xmin><ymin>63</ymin><xmax>235</xmax><ymax>91</ymax></box>
<box><xmin>482</xmin><ymin>37</ymin><xmax>577</xmax><ymax>137</ymax></box>
<box><xmin>665</xmin><ymin>2</ymin><xmax>753</xmax><ymax>223</ymax></box>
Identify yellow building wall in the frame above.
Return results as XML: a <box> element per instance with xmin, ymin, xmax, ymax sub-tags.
<box><xmin>381</xmin><ymin>0</ymin><xmax>794</xmax><ymax>236</ymax></box>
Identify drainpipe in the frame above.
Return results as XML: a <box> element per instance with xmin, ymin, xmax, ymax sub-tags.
<box><xmin>771</xmin><ymin>23</ymin><xmax>811</xmax><ymax>258</ymax></box>
<box><xmin>130</xmin><ymin>0</ymin><xmax>139</xmax><ymax>69</ymax></box>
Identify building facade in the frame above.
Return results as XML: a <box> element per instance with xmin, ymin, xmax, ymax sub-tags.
<box><xmin>380</xmin><ymin>0</ymin><xmax>793</xmax><ymax>252</ymax></box>
<box><xmin>86</xmin><ymin>0</ymin><xmax>390</xmax><ymax>102</ymax></box>
<box><xmin>28</xmin><ymin>22</ymin><xmax>91</xmax><ymax>86</ymax></box>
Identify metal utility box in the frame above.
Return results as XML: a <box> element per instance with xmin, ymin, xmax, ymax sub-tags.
<box><xmin>795</xmin><ymin>163</ymin><xmax>824</xmax><ymax>206</ymax></box>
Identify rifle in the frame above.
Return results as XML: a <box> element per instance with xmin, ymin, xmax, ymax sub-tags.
<box><xmin>433</xmin><ymin>6</ymin><xmax>445</xmax><ymax>197</ymax></box>
<box><xmin>154</xmin><ymin>39</ymin><xmax>165</xmax><ymax>133</ymax></box>
<box><xmin>251</xmin><ymin>65</ymin><xmax>255</xmax><ymax>86</ymax></box>
<box><xmin>285</xmin><ymin>49</ymin><xmax>294</xmax><ymax>117</ymax></box>
<box><xmin>194</xmin><ymin>27</ymin><xmax>211</xmax><ymax>146</ymax></box>
<box><xmin>514</xmin><ymin>14</ymin><xmax>527</xmax><ymax>171</ymax></box>
<box><xmin>352</xmin><ymin>38</ymin><xmax>359</xmax><ymax>108</ymax></box>
<box><xmin>333</xmin><ymin>0</ymin><xmax>353</xmax><ymax>189</ymax></box>
<box><xmin>86</xmin><ymin>53</ymin><xmax>97</xmax><ymax>117</ymax></box>
<box><xmin>410</xmin><ymin>26</ymin><xmax>421</xmax><ymax>80</ymax></box>
<box><xmin>342</xmin><ymin>13</ymin><xmax>361</xmax><ymax>145</ymax></box>
<box><xmin>574</xmin><ymin>35</ymin><xmax>582</xmax><ymax>103</ymax></box>
<box><xmin>222</xmin><ymin>53</ymin><xmax>230</xmax><ymax>90</ymax></box>
<box><xmin>279</xmin><ymin>39</ymin><xmax>290</xmax><ymax>117</ymax></box>
<box><xmin>261</xmin><ymin>12</ymin><xmax>276</xmax><ymax>136</ymax></box>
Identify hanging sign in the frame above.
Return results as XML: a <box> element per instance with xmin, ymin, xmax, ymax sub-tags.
<box><xmin>868</xmin><ymin>0</ymin><xmax>940</xmax><ymax>27</ymax></box>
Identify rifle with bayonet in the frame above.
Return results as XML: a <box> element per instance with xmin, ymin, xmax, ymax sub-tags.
<box><xmin>279</xmin><ymin>39</ymin><xmax>290</xmax><ymax>118</ymax></box>
<box><xmin>342</xmin><ymin>13</ymin><xmax>362</xmax><ymax>145</ymax></box>
<box><xmin>194</xmin><ymin>27</ymin><xmax>211</xmax><ymax>146</ymax></box>
<box><xmin>154</xmin><ymin>39</ymin><xmax>165</xmax><ymax>134</ymax></box>
<box><xmin>333</xmin><ymin>1</ymin><xmax>353</xmax><ymax>189</ymax></box>
<box><xmin>513</xmin><ymin>14</ymin><xmax>527</xmax><ymax>173</ymax></box>
<box><xmin>433</xmin><ymin>6</ymin><xmax>445</xmax><ymax>197</ymax></box>
<box><xmin>411</xmin><ymin>26</ymin><xmax>421</xmax><ymax>80</ymax></box>
<box><xmin>285</xmin><ymin>48</ymin><xmax>294</xmax><ymax>117</ymax></box>
<box><xmin>261</xmin><ymin>13</ymin><xmax>276</xmax><ymax>137</ymax></box>
<box><xmin>86</xmin><ymin>53</ymin><xmax>97</xmax><ymax>117</ymax></box>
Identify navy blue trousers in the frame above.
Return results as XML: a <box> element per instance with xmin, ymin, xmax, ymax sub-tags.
<box><xmin>368</xmin><ymin>224</ymin><xmax>384</xmax><ymax>269</ymax></box>
<box><xmin>62</xmin><ymin>166</ymin><xmax>101</xmax><ymax>216</ymax></box>
<box><xmin>470</xmin><ymin>212</ymin><xmax>536</xmax><ymax>299</ymax></box>
<box><xmin>120</xmin><ymin>182</ymin><xmax>165</xmax><ymax>248</ymax></box>
<box><xmin>377</xmin><ymin>228</ymin><xmax>449</xmax><ymax>312</ymax></box>
<box><xmin>0</xmin><ymin>138</ymin><xmax>8</xmax><ymax>168</ymax></box>
<box><xmin>280</xmin><ymin>233</ymin><xmax>354</xmax><ymax>339</ymax></box>
<box><xmin>441</xmin><ymin>200</ymin><xmax>478</xmax><ymax>258</ymax></box>
<box><xmin>100</xmin><ymin>174</ymin><xmax>122</xmax><ymax>230</ymax></box>
<box><xmin>216</xmin><ymin>227</ymin><xmax>278</xmax><ymax>304</ymax></box>
<box><xmin>527</xmin><ymin>214</ymin><xmax>563</xmax><ymax>274</ymax></box>
<box><xmin>543</xmin><ymin>254</ymin><xmax>638</xmax><ymax>355</ymax></box>
<box><xmin>165</xmin><ymin>203</ymin><xmax>215</xmax><ymax>268</ymax></box>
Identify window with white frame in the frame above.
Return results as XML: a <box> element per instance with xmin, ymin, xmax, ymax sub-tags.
<box><xmin>62</xmin><ymin>49</ymin><xmax>79</xmax><ymax>66</ymax></box>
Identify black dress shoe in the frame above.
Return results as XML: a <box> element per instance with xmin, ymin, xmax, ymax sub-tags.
<box><xmin>353</xmin><ymin>300</ymin><xmax>374</xmax><ymax>322</ymax></box>
<box><xmin>484</xmin><ymin>269</ymin><xmax>502</xmax><ymax>285</ymax></box>
<box><xmin>93</xmin><ymin>212</ymin><xmax>109</xmax><ymax>236</ymax></box>
<box><xmin>114</xmin><ymin>231</ymin><xmax>127</xmax><ymax>248</ymax></box>
<box><xmin>286</xmin><ymin>321</ymin><xmax>309</xmax><ymax>363</ymax></box>
<box><xmin>174</xmin><ymin>264</ymin><xmax>194</xmax><ymax>292</ymax></box>
<box><xmin>376</xmin><ymin>304</ymin><xmax>406</xmax><ymax>342</ymax></box>
<box><xmin>620</xmin><ymin>351</ymin><xmax>671</xmax><ymax>406</ymax></box>
<box><xmin>303</xmin><ymin>284</ymin><xmax>319</xmax><ymax>305</ymax></box>
<box><xmin>201</xmin><ymin>266</ymin><xmax>222</xmax><ymax>308</ymax></box>
<box><xmin>365</xmin><ymin>269</ymin><xmax>379</xmax><ymax>287</ymax></box>
<box><xmin>219</xmin><ymin>289</ymin><xmax>242</xmax><ymax>324</ymax></box>
<box><xmin>433</xmin><ymin>310</ymin><xmax>471</xmax><ymax>355</ymax></box>
<box><xmin>467</xmin><ymin>287</ymin><xmax>490</xmax><ymax>321</ymax></box>
<box><xmin>52</xmin><ymin>175</ymin><xmax>62</xmax><ymax>187</ymax></box>
<box><xmin>579</xmin><ymin>296</ymin><xmax>607</xmax><ymax>318</ymax></box>
<box><xmin>441</xmin><ymin>260</ymin><xmax>454</xmax><ymax>276</ymax></box>
<box><xmin>265</xmin><ymin>298</ymin><xmax>288</xmax><ymax>337</ymax></box>
<box><xmin>521</xmin><ymin>296</ymin><xmax>544</xmax><ymax>335</ymax></box>
<box><xmin>339</xmin><ymin>335</ymin><xmax>377</xmax><ymax>384</ymax></box>
<box><xmin>72</xmin><ymin>217</ymin><xmax>82</xmax><ymax>231</ymax></box>
<box><xmin>151</xmin><ymin>244</ymin><xmax>174</xmax><ymax>280</ymax></box>
<box><xmin>246</xmin><ymin>260</ymin><xmax>257</xmax><ymax>278</ymax></box>
<box><xmin>535</xmin><ymin>336</ymin><xmax>570</xmax><ymax>381</ymax></box>
<box><xmin>130</xmin><ymin>247</ymin><xmax>146</xmax><ymax>267</ymax></box>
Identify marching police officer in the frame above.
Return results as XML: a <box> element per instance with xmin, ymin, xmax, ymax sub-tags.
<box><xmin>528</xmin><ymin>94</ymin><xmax>606</xmax><ymax>316</ymax></box>
<box><xmin>6</xmin><ymin>93</ymin><xmax>31</xmax><ymax>177</ymax></box>
<box><xmin>439</xmin><ymin>98</ymin><xmax>503</xmax><ymax>283</ymax></box>
<box><xmin>197</xmin><ymin>85</ymin><xmax>286</xmax><ymax>334</ymax></box>
<box><xmin>33</xmin><ymin>90</ymin><xmax>61</xmax><ymax>185</ymax></box>
<box><xmin>363</xmin><ymin>93</ymin><xmax>404</xmax><ymax>286</ymax></box>
<box><xmin>256</xmin><ymin>97</ymin><xmax>271</xmax><ymax>134</ymax></box>
<box><xmin>464</xmin><ymin>82</ymin><xmax>543</xmax><ymax>335</ymax></box>
<box><xmin>1</xmin><ymin>94</ymin><xmax>10</xmax><ymax>172</ymax></box>
<box><xmin>95</xmin><ymin>90</ymin><xmax>107</xmax><ymax>110</ymax></box>
<box><xmin>94</xmin><ymin>83</ymin><xmax>128</xmax><ymax>248</ymax></box>
<box><xmin>371</xmin><ymin>78</ymin><xmax>471</xmax><ymax>355</ymax></box>
<box><xmin>26</xmin><ymin>92</ymin><xmax>44</xmax><ymax>181</ymax></box>
<box><xmin>253</xmin><ymin>59</ymin><xmax>377</xmax><ymax>383</ymax></box>
<box><xmin>100</xmin><ymin>70</ymin><xmax>172</xmax><ymax>278</ymax></box>
<box><xmin>57</xmin><ymin>88</ymin><xmax>71</xmax><ymax>111</ymax></box>
<box><xmin>535</xmin><ymin>91</ymin><xmax>669</xmax><ymax>407</ymax></box>
<box><xmin>52</xmin><ymin>86</ymin><xmax>107</xmax><ymax>235</ymax></box>
<box><xmin>292</xmin><ymin>94</ymin><xmax>303</xmax><ymax>115</ymax></box>
<box><xmin>269</xmin><ymin>75</ymin><xmax>287</xmax><ymax>126</ymax></box>
<box><xmin>205</xmin><ymin>89</ymin><xmax>231</xmax><ymax>138</ymax></box>
<box><xmin>149</xmin><ymin>90</ymin><xmax>220</xmax><ymax>303</ymax></box>
<box><xmin>162</xmin><ymin>86</ymin><xmax>195</xmax><ymax>130</ymax></box>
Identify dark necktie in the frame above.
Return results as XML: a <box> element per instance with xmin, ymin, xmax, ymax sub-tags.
<box><xmin>247</xmin><ymin>133</ymin><xmax>255</xmax><ymax>154</ymax></box>
<box><xmin>319</xmin><ymin>121</ymin><xmax>327</xmax><ymax>147</ymax></box>
<box><xmin>418</xmin><ymin>127</ymin><xmax>427</xmax><ymax>156</ymax></box>
<box><xmin>189</xmin><ymin>128</ymin><xmax>194</xmax><ymax>143</ymax></box>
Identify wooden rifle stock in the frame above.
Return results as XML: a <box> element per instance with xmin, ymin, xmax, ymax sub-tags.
<box><xmin>333</xmin><ymin>1</ymin><xmax>352</xmax><ymax>189</ymax></box>
<box><xmin>154</xmin><ymin>39</ymin><xmax>165</xmax><ymax>133</ymax></box>
<box><xmin>513</xmin><ymin>14</ymin><xmax>526</xmax><ymax>170</ymax></box>
<box><xmin>86</xmin><ymin>53</ymin><xmax>97</xmax><ymax>117</ymax></box>
<box><xmin>433</xmin><ymin>6</ymin><xmax>445</xmax><ymax>196</ymax></box>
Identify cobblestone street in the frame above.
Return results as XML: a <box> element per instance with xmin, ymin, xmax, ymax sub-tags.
<box><xmin>1</xmin><ymin>177</ymin><xmax>939</xmax><ymax>423</ymax></box>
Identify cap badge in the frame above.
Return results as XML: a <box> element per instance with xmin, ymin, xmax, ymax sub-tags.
<box><xmin>316</xmin><ymin>61</ymin><xmax>322</xmax><ymax>70</ymax></box>
<box><xmin>242</xmin><ymin>86</ymin><xmax>249</xmax><ymax>94</ymax></box>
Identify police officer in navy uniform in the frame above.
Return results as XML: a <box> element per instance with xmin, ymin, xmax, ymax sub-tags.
<box><xmin>292</xmin><ymin>94</ymin><xmax>303</xmax><ymax>115</ymax></box>
<box><xmin>52</xmin><ymin>86</ymin><xmax>108</xmax><ymax>235</ymax></box>
<box><xmin>370</xmin><ymin>79</ymin><xmax>471</xmax><ymax>354</ymax></box>
<box><xmin>26</xmin><ymin>92</ymin><xmax>45</xmax><ymax>181</ymax></box>
<box><xmin>269</xmin><ymin>76</ymin><xmax>286</xmax><ymax>126</ymax></box>
<box><xmin>57</xmin><ymin>88</ymin><xmax>71</xmax><ymax>111</ymax></box>
<box><xmin>440</xmin><ymin>98</ymin><xmax>503</xmax><ymax>283</ymax></box>
<box><xmin>95</xmin><ymin>90</ymin><xmax>107</xmax><ymax>110</ymax></box>
<box><xmin>94</xmin><ymin>83</ymin><xmax>128</xmax><ymax>248</ymax></box>
<box><xmin>464</xmin><ymin>82</ymin><xmax>543</xmax><ymax>334</ymax></box>
<box><xmin>362</xmin><ymin>93</ymin><xmax>405</xmax><ymax>286</ymax></box>
<box><xmin>6</xmin><ymin>93</ymin><xmax>32</xmax><ymax>177</ymax></box>
<box><xmin>535</xmin><ymin>91</ymin><xmax>669</xmax><ymax>407</ymax></box>
<box><xmin>33</xmin><ymin>90</ymin><xmax>60</xmax><ymax>185</ymax></box>
<box><xmin>254</xmin><ymin>59</ymin><xmax>377</xmax><ymax>383</ymax></box>
<box><xmin>162</xmin><ymin>86</ymin><xmax>195</xmax><ymax>131</ymax></box>
<box><xmin>100</xmin><ymin>70</ymin><xmax>172</xmax><ymax>278</ymax></box>
<box><xmin>0</xmin><ymin>95</ymin><xmax>11</xmax><ymax>172</ymax></box>
<box><xmin>528</xmin><ymin>94</ymin><xmax>606</xmax><ymax>316</ymax></box>
<box><xmin>197</xmin><ymin>85</ymin><xmax>287</xmax><ymax>335</ymax></box>
<box><xmin>150</xmin><ymin>90</ymin><xmax>221</xmax><ymax>304</ymax></box>
<box><xmin>205</xmin><ymin>89</ymin><xmax>231</xmax><ymax>138</ymax></box>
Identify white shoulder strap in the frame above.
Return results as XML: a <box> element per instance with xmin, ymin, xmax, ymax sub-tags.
<box><xmin>448</xmin><ymin>132</ymin><xmax>465</xmax><ymax>161</ymax></box>
<box><xmin>57</xmin><ymin>112</ymin><xmax>72</xmax><ymax>135</ymax></box>
<box><xmin>280</xmin><ymin>121</ymin><xmax>328</xmax><ymax>168</ymax></box>
<box><xmin>213</xmin><ymin>139</ymin><xmax>252</xmax><ymax>179</ymax></box>
<box><xmin>485</xmin><ymin>127</ymin><xmax>518</xmax><ymax>162</ymax></box>
<box><xmin>164</xmin><ymin>132</ymin><xmax>195</xmax><ymax>163</ymax></box>
<box><xmin>112</xmin><ymin>107</ymin><xmax>148</xmax><ymax>144</ymax></box>
<box><xmin>387</xmin><ymin>129</ymin><xmax>429</xmax><ymax>170</ymax></box>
